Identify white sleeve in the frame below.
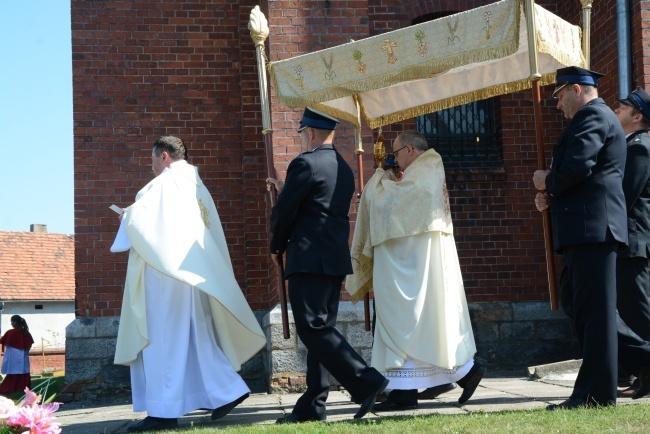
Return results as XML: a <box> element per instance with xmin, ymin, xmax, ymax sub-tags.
<box><xmin>110</xmin><ymin>217</ymin><xmax>132</xmax><ymax>252</ymax></box>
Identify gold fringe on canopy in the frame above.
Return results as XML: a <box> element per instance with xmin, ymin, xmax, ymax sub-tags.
<box><xmin>266</xmin><ymin>0</ymin><xmax>584</xmax><ymax>130</ymax></box>
<box><xmin>366</xmin><ymin>73</ymin><xmax>557</xmax><ymax>129</ymax></box>
<box><xmin>269</xmin><ymin>0</ymin><xmax>521</xmax><ymax>104</ymax></box>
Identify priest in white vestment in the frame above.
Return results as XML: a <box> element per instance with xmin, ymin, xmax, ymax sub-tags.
<box><xmin>110</xmin><ymin>136</ymin><xmax>266</xmax><ymax>432</ymax></box>
<box><xmin>347</xmin><ymin>130</ymin><xmax>486</xmax><ymax>411</ymax></box>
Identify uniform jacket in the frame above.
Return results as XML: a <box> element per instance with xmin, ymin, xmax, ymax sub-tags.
<box><xmin>546</xmin><ymin>97</ymin><xmax>627</xmax><ymax>251</ymax></box>
<box><xmin>270</xmin><ymin>144</ymin><xmax>355</xmax><ymax>278</ymax></box>
<box><xmin>619</xmin><ymin>130</ymin><xmax>650</xmax><ymax>258</ymax></box>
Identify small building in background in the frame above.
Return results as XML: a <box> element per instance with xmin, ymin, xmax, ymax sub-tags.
<box><xmin>0</xmin><ymin>225</ymin><xmax>74</xmax><ymax>374</ymax></box>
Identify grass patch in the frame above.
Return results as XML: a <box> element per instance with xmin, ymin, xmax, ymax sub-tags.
<box><xmin>151</xmin><ymin>403</ymin><xmax>650</xmax><ymax>433</ymax></box>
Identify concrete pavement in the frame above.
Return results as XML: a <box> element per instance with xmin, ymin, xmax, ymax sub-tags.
<box><xmin>55</xmin><ymin>373</ymin><xmax>648</xmax><ymax>433</ymax></box>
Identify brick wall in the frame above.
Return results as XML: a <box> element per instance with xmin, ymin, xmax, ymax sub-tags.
<box><xmin>632</xmin><ymin>1</ymin><xmax>650</xmax><ymax>89</ymax></box>
<box><xmin>72</xmin><ymin>0</ymin><xmax>276</xmax><ymax>316</ymax></box>
<box><xmin>29</xmin><ymin>350</ymin><xmax>66</xmax><ymax>374</ymax></box>
<box><xmin>0</xmin><ymin>350</ymin><xmax>65</xmax><ymax>375</ymax></box>
<box><xmin>267</xmin><ymin>0</ymin><xmax>371</xmax><ymax>180</ymax></box>
<box><xmin>72</xmin><ymin>0</ymin><xmax>631</xmax><ymax>314</ymax></box>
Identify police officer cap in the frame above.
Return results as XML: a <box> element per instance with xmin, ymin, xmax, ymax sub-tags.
<box><xmin>383</xmin><ymin>153</ymin><xmax>398</xmax><ymax>169</ymax></box>
<box><xmin>297</xmin><ymin>107</ymin><xmax>339</xmax><ymax>132</ymax></box>
<box><xmin>552</xmin><ymin>66</ymin><xmax>605</xmax><ymax>97</ymax></box>
<box><xmin>619</xmin><ymin>86</ymin><xmax>650</xmax><ymax>121</ymax></box>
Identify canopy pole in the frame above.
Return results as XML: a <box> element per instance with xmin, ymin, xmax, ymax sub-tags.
<box><xmin>249</xmin><ymin>6</ymin><xmax>291</xmax><ymax>338</ymax></box>
<box><xmin>524</xmin><ymin>0</ymin><xmax>559</xmax><ymax>310</ymax></box>
<box><xmin>581</xmin><ymin>0</ymin><xmax>593</xmax><ymax>68</ymax></box>
<box><xmin>353</xmin><ymin>95</ymin><xmax>371</xmax><ymax>332</ymax></box>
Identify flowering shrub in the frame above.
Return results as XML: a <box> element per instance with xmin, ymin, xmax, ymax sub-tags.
<box><xmin>0</xmin><ymin>389</ymin><xmax>61</xmax><ymax>434</ymax></box>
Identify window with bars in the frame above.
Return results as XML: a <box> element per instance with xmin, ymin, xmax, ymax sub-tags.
<box><xmin>416</xmin><ymin>98</ymin><xmax>502</xmax><ymax>170</ymax></box>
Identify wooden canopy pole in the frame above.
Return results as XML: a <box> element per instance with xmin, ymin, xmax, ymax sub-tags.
<box><xmin>357</xmin><ymin>151</ymin><xmax>371</xmax><ymax>331</ymax></box>
<box><xmin>249</xmin><ymin>6</ymin><xmax>290</xmax><ymax>338</ymax></box>
<box><xmin>353</xmin><ymin>95</ymin><xmax>371</xmax><ymax>332</ymax></box>
<box><xmin>524</xmin><ymin>0</ymin><xmax>558</xmax><ymax>310</ymax></box>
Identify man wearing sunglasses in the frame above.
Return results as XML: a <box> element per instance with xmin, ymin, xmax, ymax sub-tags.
<box><xmin>348</xmin><ymin>130</ymin><xmax>484</xmax><ymax>412</ymax></box>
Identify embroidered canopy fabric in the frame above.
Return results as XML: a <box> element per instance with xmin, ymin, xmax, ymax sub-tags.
<box><xmin>268</xmin><ymin>0</ymin><xmax>584</xmax><ymax>129</ymax></box>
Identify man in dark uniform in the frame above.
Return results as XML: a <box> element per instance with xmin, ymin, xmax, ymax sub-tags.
<box><xmin>267</xmin><ymin>107</ymin><xmax>388</xmax><ymax>423</ymax></box>
<box><xmin>614</xmin><ymin>87</ymin><xmax>650</xmax><ymax>397</ymax></box>
<box><xmin>533</xmin><ymin>66</ymin><xmax>628</xmax><ymax>408</ymax></box>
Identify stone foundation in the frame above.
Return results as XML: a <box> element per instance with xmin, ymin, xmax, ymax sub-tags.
<box><xmin>261</xmin><ymin>300</ymin><xmax>575</xmax><ymax>386</ymax></box>
<box><xmin>468</xmin><ymin>301</ymin><xmax>576</xmax><ymax>368</ymax></box>
<box><xmin>62</xmin><ymin>313</ymin><xmax>267</xmax><ymax>402</ymax></box>
<box><xmin>63</xmin><ymin>301</ymin><xmax>573</xmax><ymax>401</ymax></box>
<box><xmin>262</xmin><ymin>301</ymin><xmax>372</xmax><ymax>393</ymax></box>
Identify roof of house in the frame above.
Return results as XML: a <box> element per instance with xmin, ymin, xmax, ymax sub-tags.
<box><xmin>0</xmin><ymin>231</ymin><xmax>75</xmax><ymax>301</ymax></box>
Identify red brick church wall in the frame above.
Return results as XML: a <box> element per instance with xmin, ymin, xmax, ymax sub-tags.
<box><xmin>71</xmin><ymin>0</ymin><xmax>276</xmax><ymax>315</ymax></box>
<box><xmin>72</xmin><ymin>0</ymin><xmax>633</xmax><ymax>315</ymax></box>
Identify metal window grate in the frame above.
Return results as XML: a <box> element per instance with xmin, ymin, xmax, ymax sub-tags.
<box><xmin>416</xmin><ymin>99</ymin><xmax>501</xmax><ymax>169</ymax></box>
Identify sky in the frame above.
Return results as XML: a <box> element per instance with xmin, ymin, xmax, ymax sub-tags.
<box><xmin>0</xmin><ymin>1</ymin><xmax>74</xmax><ymax>235</ymax></box>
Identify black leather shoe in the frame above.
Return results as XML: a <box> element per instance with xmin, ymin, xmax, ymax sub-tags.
<box><xmin>127</xmin><ymin>416</ymin><xmax>178</xmax><ymax>432</ymax></box>
<box><xmin>211</xmin><ymin>393</ymin><xmax>249</xmax><ymax>420</ymax></box>
<box><xmin>632</xmin><ymin>366</ymin><xmax>650</xmax><ymax>399</ymax></box>
<box><xmin>546</xmin><ymin>397</ymin><xmax>593</xmax><ymax>410</ymax></box>
<box><xmin>418</xmin><ymin>383</ymin><xmax>457</xmax><ymax>400</ymax></box>
<box><xmin>354</xmin><ymin>378</ymin><xmax>390</xmax><ymax>419</ymax></box>
<box><xmin>276</xmin><ymin>413</ymin><xmax>325</xmax><ymax>424</ymax></box>
<box><xmin>373</xmin><ymin>389</ymin><xmax>418</xmax><ymax>412</ymax></box>
<box><xmin>458</xmin><ymin>363</ymin><xmax>486</xmax><ymax>404</ymax></box>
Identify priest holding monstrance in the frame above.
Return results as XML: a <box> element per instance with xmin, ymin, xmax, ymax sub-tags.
<box><xmin>111</xmin><ymin>135</ymin><xmax>266</xmax><ymax>432</ymax></box>
<box><xmin>348</xmin><ymin>130</ymin><xmax>486</xmax><ymax>411</ymax></box>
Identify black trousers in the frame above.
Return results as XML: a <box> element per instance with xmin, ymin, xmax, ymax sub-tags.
<box><xmin>288</xmin><ymin>273</ymin><xmax>385</xmax><ymax>420</ymax></box>
<box><xmin>616</xmin><ymin>256</ymin><xmax>650</xmax><ymax>340</ymax></box>
<box><xmin>560</xmin><ymin>243</ymin><xmax>618</xmax><ymax>405</ymax></box>
<box><xmin>617</xmin><ymin>312</ymin><xmax>650</xmax><ymax>375</ymax></box>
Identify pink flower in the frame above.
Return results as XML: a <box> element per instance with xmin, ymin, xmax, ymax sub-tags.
<box><xmin>7</xmin><ymin>406</ymin><xmax>61</xmax><ymax>434</ymax></box>
<box><xmin>21</xmin><ymin>388</ymin><xmax>40</xmax><ymax>408</ymax></box>
<box><xmin>1</xmin><ymin>388</ymin><xmax>62</xmax><ymax>434</ymax></box>
<box><xmin>6</xmin><ymin>406</ymin><xmax>35</xmax><ymax>428</ymax></box>
<box><xmin>0</xmin><ymin>395</ymin><xmax>17</xmax><ymax>417</ymax></box>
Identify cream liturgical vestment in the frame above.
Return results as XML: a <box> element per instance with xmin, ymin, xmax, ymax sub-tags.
<box><xmin>111</xmin><ymin>160</ymin><xmax>266</xmax><ymax>417</ymax></box>
<box><xmin>347</xmin><ymin>149</ymin><xmax>477</xmax><ymax>390</ymax></box>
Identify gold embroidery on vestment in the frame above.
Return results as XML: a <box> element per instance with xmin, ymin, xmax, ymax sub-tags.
<box><xmin>198</xmin><ymin>199</ymin><xmax>210</xmax><ymax>228</ymax></box>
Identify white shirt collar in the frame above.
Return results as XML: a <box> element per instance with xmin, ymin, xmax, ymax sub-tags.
<box><xmin>163</xmin><ymin>159</ymin><xmax>188</xmax><ymax>173</ymax></box>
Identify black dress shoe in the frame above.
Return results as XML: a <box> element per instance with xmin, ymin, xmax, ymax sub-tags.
<box><xmin>546</xmin><ymin>397</ymin><xmax>593</xmax><ymax>410</ymax></box>
<box><xmin>457</xmin><ymin>363</ymin><xmax>486</xmax><ymax>404</ymax></box>
<box><xmin>211</xmin><ymin>393</ymin><xmax>250</xmax><ymax>420</ymax></box>
<box><xmin>373</xmin><ymin>389</ymin><xmax>418</xmax><ymax>412</ymax></box>
<box><xmin>354</xmin><ymin>378</ymin><xmax>390</xmax><ymax>419</ymax></box>
<box><xmin>127</xmin><ymin>416</ymin><xmax>178</xmax><ymax>432</ymax></box>
<box><xmin>418</xmin><ymin>383</ymin><xmax>457</xmax><ymax>400</ymax></box>
<box><xmin>276</xmin><ymin>413</ymin><xmax>325</xmax><ymax>424</ymax></box>
<box><xmin>372</xmin><ymin>399</ymin><xmax>418</xmax><ymax>412</ymax></box>
<box><xmin>632</xmin><ymin>366</ymin><xmax>650</xmax><ymax>399</ymax></box>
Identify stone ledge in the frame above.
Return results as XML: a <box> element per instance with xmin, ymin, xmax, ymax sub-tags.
<box><xmin>527</xmin><ymin>359</ymin><xmax>582</xmax><ymax>379</ymax></box>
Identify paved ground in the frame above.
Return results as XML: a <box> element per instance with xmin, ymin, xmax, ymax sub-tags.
<box><xmin>55</xmin><ymin>373</ymin><xmax>647</xmax><ymax>433</ymax></box>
